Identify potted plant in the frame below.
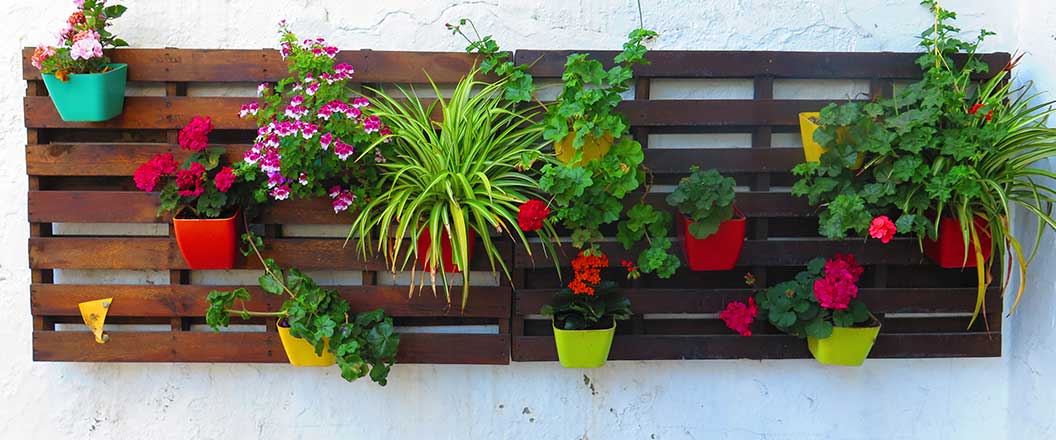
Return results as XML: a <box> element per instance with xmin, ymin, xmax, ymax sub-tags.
<box><xmin>540</xmin><ymin>251</ymin><xmax>633</xmax><ymax>368</ymax></box>
<box><xmin>236</xmin><ymin>22</ymin><xmax>390</xmax><ymax>210</ymax></box>
<box><xmin>666</xmin><ymin>167</ymin><xmax>745</xmax><ymax>270</ymax></box>
<box><xmin>791</xmin><ymin>1</ymin><xmax>1056</xmax><ymax>325</ymax></box>
<box><xmin>32</xmin><ymin>0</ymin><xmax>128</xmax><ymax>121</ymax></box>
<box><xmin>448</xmin><ymin>12</ymin><xmax>681</xmax><ymax>280</ymax></box>
<box><xmin>346</xmin><ymin>69</ymin><xmax>560</xmax><ymax>308</ymax></box>
<box><xmin>206</xmin><ymin>231</ymin><xmax>399</xmax><ymax>384</ymax></box>
<box><xmin>723</xmin><ymin>255</ymin><xmax>880</xmax><ymax>366</ymax></box>
<box><xmin>133</xmin><ymin>116</ymin><xmax>261</xmax><ymax>269</ymax></box>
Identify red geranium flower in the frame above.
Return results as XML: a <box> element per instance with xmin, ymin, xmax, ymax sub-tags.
<box><xmin>968</xmin><ymin>103</ymin><xmax>984</xmax><ymax>114</ymax></box>
<box><xmin>868</xmin><ymin>215</ymin><xmax>897</xmax><ymax>243</ymax></box>
<box><xmin>133</xmin><ymin>163</ymin><xmax>162</xmax><ymax>192</ymax></box>
<box><xmin>813</xmin><ymin>254</ymin><xmax>864</xmax><ymax>310</ymax></box>
<box><xmin>517</xmin><ymin>199</ymin><xmax>549</xmax><ymax>232</ymax></box>
<box><xmin>985</xmin><ymin>110</ymin><xmax>994</xmax><ymax>121</ymax></box>
<box><xmin>178</xmin><ymin>117</ymin><xmax>214</xmax><ymax>152</ymax></box>
<box><xmin>720</xmin><ymin>297</ymin><xmax>758</xmax><ymax>336</ymax></box>
<box><xmin>214</xmin><ymin>166</ymin><xmax>236</xmax><ymax>193</ymax></box>
<box><xmin>175</xmin><ymin>162</ymin><xmax>206</xmax><ymax>197</ymax></box>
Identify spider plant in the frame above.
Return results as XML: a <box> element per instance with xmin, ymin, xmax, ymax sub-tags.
<box><xmin>346</xmin><ymin>68</ymin><xmax>560</xmax><ymax>308</ymax></box>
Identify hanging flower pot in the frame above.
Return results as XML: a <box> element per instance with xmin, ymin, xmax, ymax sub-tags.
<box><xmin>172</xmin><ymin>210</ymin><xmax>238</xmax><ymax>270</ymax></box>
<box><xmin>416</xmin><ymin>228</ymin><xmax>477</xmax><ymax>273</ymax></box>
<box><xmin>277</xmin><ymin>321</ymin><xmax>337</xmax><ymax>367</ymax></box>
<box><xmin>553</xmin><ymin>319</ymin><xmax>616</xmax><ymax>368</ymax></box>
<box><xmin>41</xmin><ymin>63</ymin><xmax>127</xmax><ymax>122</ymax></box>
<box><xmin>923</xmin><ymin>216</ymin><xmax>993</xmax><ymax>268</ymax></box>
<box><xmin>678</xmin><ymin>210</ymin><xmax>746</xmax><ymax>271</ymax></box>
<box><xmin>798</xmin><ymin>112</ymin><xmax>861</xmax><ymax>168</ymax></box>
<box><xmin>554</xmin><ymin>131</ymin><xmax>614</xmax><ymax>165</ymax></box>
<box><xmin>807</xmin><ymin>321</ymin><xmax>881</xmax><ymax>366</ymax></box>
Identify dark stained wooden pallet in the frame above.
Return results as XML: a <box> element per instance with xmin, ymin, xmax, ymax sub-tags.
<box><xmin>24</xmin><ymin>48</ymin><xmax>1010</xmax><ymax>365</ymax></box>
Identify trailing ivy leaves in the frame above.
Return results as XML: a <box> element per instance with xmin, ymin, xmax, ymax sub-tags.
<box><xmin>540</xmin><ymin>281</ymin><xmax>632</xmax><ymax>330</ymax></box>
<box><xmin>205</xmin><ymin>231</ymin><xmax>399</xmax><ymax>386</ymax></box>
<box><xmin>666</xmin><ymin>167</ymin><xmax>737</xmax><ymax>239</ymax></box>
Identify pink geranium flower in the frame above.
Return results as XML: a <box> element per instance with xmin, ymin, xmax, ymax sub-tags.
<box><xmin>869</xmin><ymin>215</ymin><xmax>897</xmax><ymax>243</ymax></box>
<box><xmin>720</xmin><ymin>298</ymin><xmax>758</xmax><ymax>336</ymax></box>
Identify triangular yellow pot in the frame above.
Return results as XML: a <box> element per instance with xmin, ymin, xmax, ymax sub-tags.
<box><xmin>807</xmin><ymin>324</ymin><xmax>881</xmax><ymax>366</ymax></box>
<box><xmin>798</xmin><ymin>112</ymin><xmax>862</xmax><ymax>168</ymax></box>
<box><xmin>278</xmin><ymin>326</ymin><xmax>336</xmax><ymax>367</ymax></box>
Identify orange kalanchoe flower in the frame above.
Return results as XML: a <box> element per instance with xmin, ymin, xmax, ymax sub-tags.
<box><xmin>569</xmin><ymin>251</ymin><xmax>609</xmax><ymax>295</ymax></box>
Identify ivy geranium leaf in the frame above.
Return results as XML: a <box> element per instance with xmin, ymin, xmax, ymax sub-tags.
<box><xmin>805</xmin><ymin>317</ymin><xmax>834</xmax><ymax>339</ymax></box>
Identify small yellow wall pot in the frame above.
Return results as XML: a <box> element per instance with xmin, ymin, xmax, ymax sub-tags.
<box><xmin>554</xmin><ymin>132</ymin><xmax>614</xmax><ymax>165</ymax></box>
<box><xmin>278</xmin><ymin>325</ymin><xmax>336</xmax><ymax>367</ymax></box>
<box><xmin>807</xmin><ymin>323</ymin><xmax>881</xmax><ymax>367</ymax></box>
<box><xmin>798</xmin><ymin>112</ymin><xmax>861</xmax><ymax>168</ymax></box>
<box><xmin>552</xmin><ymin>320</ymin><xmax>616</xmax><ymax>368</ymax></box>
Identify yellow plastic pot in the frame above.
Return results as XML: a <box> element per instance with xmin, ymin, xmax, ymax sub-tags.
<box><xmin>798</xmin><ymin>112</ymin><xmax>861</xmax><ymax>168</ymax></box>
<box><xmin>554</xmin><ymin>132</ymin><xmax>614</xmax><ymax>165</ymax></box>
<box><xmin>278</xmin><ymin>325</ymin><xmax>336</xmax><ymax>367</ymax></box>
<box><xmin>807</xmin><ymin>323</ymin><xmax>881</xmax><ymax>366</ymax></box>
<box><xmin>552</xmin><ymin>320</ymin><xmax>616</xmax><ymax>368</ymax></box>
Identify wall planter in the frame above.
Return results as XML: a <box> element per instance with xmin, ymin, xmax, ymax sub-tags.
<box><xmin>278</xmin><ymin>322</ymin><xmax>337</xmax><ymax>367</ymax></box>
<box><xmin>678</xmin><ymin>211</ymin><xmax>746</xmax><ymax>271</ymax></box>
<box><xmin>807</xmin><ymin>321</ymin><xmax>881</xmax><ymax>366</ymax></box>
<box><xmin>41</xmin><ymin>63</ymin><xmax>127</xmax><ymax>122</ymax></box>
<box><xmin>554</xmin><ymin>132</ymin><xmax>614</xmax><ymax>165</ymax></box>
<box><xmin>798</xmin><ymin>112</ymin><xmax>860</xmax><ymax>167</ymax></box>
<box><xmin>416</xmin><ymin>228</ymin><xmax>477</xmax><ymax>273</ymax></box>
<box><xmin>923</xmin><ymin>216</ymin><xmax>993</xmax><ymax>268</ymax></box>
<box><xmin>553</xmin><ymin>320</ymin><xmax>616</xmax><ymax>368</ymax></box>
<box><xmin>172</xmin><ymin>210</ymin><xmax>238</xmax><ymax>270</ymax></box>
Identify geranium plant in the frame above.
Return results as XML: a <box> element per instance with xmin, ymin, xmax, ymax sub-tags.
<box><xmin>206</xmin><ymin>230</ymin><xmax>399</xmax><ymax>385</ymax></box>
<box><xmin>541</xmin><ymin>251</ymin><xmax>632</xmax><ymax>330</ymax></box>
<box><xmin>791</xmin><ymin>0</ymin><xmax>1056</xmax><ymax>325</ymax></box>
<box><xmin>32</xmin><ymin>0</ymin><xmax>128</xmax><ymax>78</ymax></box>
<box><xmin>666</xmin><ymin>167</ymin><xmax>737</xmax><ymax>239</ymax></box>
<box><xmin>134</xmin><ymin>116</ymin><xmax>259</xmax><ymax>219</ymax></box>
<box><xmin>346</xmin><ymin>69</ymin><xmax>560</xmax><ymax>308</ymax></box>
<box><xmin>237</xmin><ymin>21</ymin><xmax>391</xmax><ymax>211</ymax></box>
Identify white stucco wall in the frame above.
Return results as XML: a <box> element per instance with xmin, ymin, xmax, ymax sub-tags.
<box><xmin>1</xmin><ymin>1</ymin><xmax>1052</xmax><ymax>438</ymax></box>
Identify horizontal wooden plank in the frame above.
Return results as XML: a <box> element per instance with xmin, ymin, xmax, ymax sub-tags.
<box><xmin>511</xmin><ymin>332</ymin><xmax>1001</xmax><ymax>361</ymax></box>
<box><xmin>29</xmin><ymin>237</ymin><xmax>511</xmax><ymax>271</ymax></box>
<box><xmin>34</xmin><ymin>331</ymin><xmax>509</xmax><ymax>364</ymax></box>
<box><xmin>620</xmin><ymin>99</ymin><xmax>847</xmax><ymax>127</ymax></box>
<box><xmin>515</xmin><ymin>287</ymin><xmax>1003</xmax><ymax>315</ymax></box>
<box><xmin>517</xmin><ymin>50</ymin><xmax>1011</xmax><ymax>79</ymax></box>
<box><xmin>32</xmin><ymin>284</ymin><xmax>510</xmax><ymax>318</ymax></box>
<box><xmin>29</xmin><ymin>190</ymin><xmax>813</xmax><ymax>224</ymax></box>
<box><xmin>22</xmin><ymin>48</ymin><xmax>487</xmax><ymax>83</ymax></box>
<box><xmin>27</xmin><ymin>144</ymin><xmax>806</xmax><ymax>176</ymax></box>
<box><xmin>516</xmin><ymin>238</ymin><xmax>929</xmax><ymax>269</ymax></box>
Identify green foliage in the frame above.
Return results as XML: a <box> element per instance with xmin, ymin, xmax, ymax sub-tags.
<box><xmin>446</xmin><ymin>19</ymin><xmax>534</xmax><ymax>102</ymax></box>
<box><xmin>540</xmin><ymin>281</ymin><xmax>632</xmax><ymax>330</ymax></box>
<box><xmin>666</xmin><ymin>167</ymin><xmax>737</xmax><ymax>239</ymax></box>
<box><xmin>36</xmin><ymin>0</ymin><xmax>129</xmax><ymax>76</ymax></box>
<box><xmin>205</xmin><ymin>231</ymin><xmax>399</xmax><ymax>386</ymax></box>
<box><xmin>346</xmin><ymin>69</ymin><xmax>559</xmax><ymax>309</ymax></box>
<box><xmin>790</xmin><ymin>1</ymin><xmax>1056</xmax><ymax>325</ymax></box>
<box><xmin>616</xmin><ymin>204</ymin><xmax>680</xmax><ymax>278</ymax></box>
<box><xmin>753</xmin><ymin>258</ymin><xmax>870</xmax><ymax>339</ymax></box>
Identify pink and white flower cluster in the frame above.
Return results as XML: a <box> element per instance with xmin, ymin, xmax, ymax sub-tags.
<box><xmin>329</xmin><ymin>186</ymin><xmax>357</xmax><ymax>213</ymax></box>
<box><xmin>33</xmin><ymin>1</ymin><xmax>128</xmax><ymax>75</ymax></box>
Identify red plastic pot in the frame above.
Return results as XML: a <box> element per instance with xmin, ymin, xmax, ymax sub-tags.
<box><xmin>172</xmin><ymin>211</ymin><xmax>238</xmax><ymax>270</ymax></box>
<box><xmin>416</xmin><ymin>228</ymin><xmax>477</xmax><ymax>273</ymax></box>
<box><xmin>923</xmin><ymin>216</ymin><xmax>993</xmax><ymax>268</ymax></box>
<box><xmin>678</xmin><ymin>210</ymin><xmax>747</xmax><ymax>271</ymax></box>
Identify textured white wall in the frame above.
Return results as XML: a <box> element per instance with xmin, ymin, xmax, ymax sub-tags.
<box><xmin>1</xmin><ymin>1</ymin><xmax>1051</xmax><ymax>439</ymax></box>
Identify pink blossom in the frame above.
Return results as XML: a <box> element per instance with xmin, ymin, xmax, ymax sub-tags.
<box><xmin>214</xmin><ymin>167</ymin><xmax>237</xmax><ymax>193</ymax></box>
<box><xmin>69</xmin><ymin>37</ymin><xmax>103</xmax><ymax>60</ymax></box>
<box><xmin>290</xmin><ymin>95</ymin><xmax>304</xmax><ymax>107</ymax></box>
<box><xmin>320</xmin><ymin>132</ymin><xmax>333</xmax><ymax>150</ymax></box>
<box><xmin>284</xmin><ymin>105</ymin><xmax>308</xmax><ymax>120</ymax></box>
<box><xmin>316</xmin><ymin>106</ymin><xmax>333</xmax><ymax>121</ymax></box>
<box><xmin>239</xmin><ymin>102</ymin><xmax>259</xmax><ymax>118</ymax></box>
<box><xmin>257</xmin><ymin>82</ymin><xmax>270</xmax><ymax>96</ymax></box>
<box><xmin>280</xmin><ymin>42</ymin><xmax>293</xmax><ymax>59</ymax></box>
<box><xmin>259</xmin><ymin>150</ymin><xmax>282</xmax><ymax>174</ymax></box>
<box><xmin>347</xmin><ymin>107</ymin><xmax>362</xmax><ymax>119</ymax></box>
<box><xmin>243</xmin><ymin>148</ymin><xmax>262</xmax><ymax>165</ymax></box>
<box><xmin>328</xmin><ymin>185</ymin><xmax>342</xmax><ymax>198</ymax></box>
<box><xmin>720</xmin><ymin>298</ymin><xmax>758</xmax><ymax>337</ymax></box>
<box><xmin>305</xmin><ymin>83</ymin><xmax>320</xmax><ymax>96</ymax></box>
<box><xmin>868</xmin><ymin>215</ymin><xmax>897</xmax><ymax>244</ymax></box>
<box><xmin>362</xmin><ymin>115</ymin><xmax>382</xmax><ymax>134</ymax></box>
<box><xmin>352</xmin><ymin>97</ymin><xmax>370</xmax><ymax>108</ymax></box>
<box><xmin>266</xmin><ymin>172</ymin><xmax>285</xmax><ymax>189</ymax></box>
<box><xmin>330</xmin><ymin>189</ymin><xmax>356</xmax><ymax>213</ymax></box>
<box><xmin>333</xmin><ymin>140</ymin><xmax>354</xmax><ymax>160</ymax></box>
<box><xmin>324</xmin><ymin>46</ymin><xmax>339</xmax><ymax>58</ymax></box>
<box><xmin>298</xmin><ymin>173</ymin><xmax>309</xmax><ymax>186</ymax></box>
<box><xmin>374</xmin><ymin>150</ymin><xmax>387</xmax><ymax>163</ymax></box>
<box><xmin>31</xmin><ymin>45</ymin><xmax>55</xmax><ymax>70</ymax></box>
<box><xmin>299</xmin><ymin>122</ymin><xmax>318</xmax><ymax>139</ymax></box>
<box><xmin>270</xmin><ymin>184</ymin><xmax>291</xmax><ymax>201</ymax></box>
<box><xmin>274</xmin><ymin>121</ymin><xmax>298</xmax><ymax>137</ymax></box>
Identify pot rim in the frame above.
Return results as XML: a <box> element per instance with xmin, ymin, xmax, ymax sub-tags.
<box><xmin>551</xmin><ymin>318</ymin><xmax>617</xmax><ymax>333</ymax></box>
<box><xmin>172</xmin><ymin>209</ymin><xmax>240</xmax><ymax>222</ymax></box>
<box><xmin>42</xmin><ymin>63</ymin><xmax>127</xmax><ymax>79</ymax></box>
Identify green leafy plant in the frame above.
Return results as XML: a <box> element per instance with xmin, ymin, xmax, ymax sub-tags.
<box><xmin>446</xmin><ymin>19</ymin><xmax>534</xmax><ymax>103</ymax></box>
<box><xmin>616</xmin><ymin>204</ymin><xmax>680</xmax><ymax>278</ymax></box>
<box><xmin>346</xmin><ymin>69</ymin><xmax>560</xmax><ymax>308</ymax></box>
<box><xmin>541</xmin><ymin>281</ymin><xmax>632</xmax><ymax>330</ymax></box>
<box><xmin>751</xmin><ymin>255</ymin><xmax>873</xmax><ymax>339</ymax></box>
<box><xmin>666</xmin><ymin>167</ymin><xmax>737</xmax><ymax>239</ymax></box>
<box><xmin>791</xmin><ymin>0</ymin><xmax>1056</xmax><ymax>325</ymax></box>
<box><xmin>206</xmin><ymin>230</ymin><xmax>399</xmax><ymax>385</ymax></box>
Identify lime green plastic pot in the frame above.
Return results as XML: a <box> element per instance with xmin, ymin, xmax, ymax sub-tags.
<box><xmin>807</xmin><ymin>323</ymin><xmax>881</xmax><ymax>366</ymax></box>
<box><xmin>41</xmin><ymin>63</ymin><xmax>127</xmax><ymax>122</ymax></box>
<box><xmin>552</xmin><ymin>320</ymin><xmax>616</xmax><ymax>368</ymax></box>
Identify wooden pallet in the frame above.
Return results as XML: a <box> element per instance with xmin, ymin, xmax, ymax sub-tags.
<box><xmin>23</xmin><ymin>48</ymin><xmax>1009</xmax><ymax>364</ymax></box>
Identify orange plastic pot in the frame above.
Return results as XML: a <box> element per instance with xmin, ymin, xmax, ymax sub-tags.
<box><xmin>678</xmin><ymin>209</ymin><xmax>746</xmax><ymax>271</ymax></box>
<box><xmin>923</xmin><ymin>216</ymin><xmax>992</xmax><ymax>268</ymax></box>
<box><xmin>172</xmin><ymin>211</ymin><xmax>238</xmax><ymax>270</ymax></box>
<box><xmin>416</xmin><ymin>228</ymin><xmax>477</xmax><ymax>273</ymax></box>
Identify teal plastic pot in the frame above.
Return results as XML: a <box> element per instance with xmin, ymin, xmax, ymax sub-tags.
<box><xmin>41</xmin><ymin>63</ymin><xmax>127</xmax><ymax>122</ymax></box>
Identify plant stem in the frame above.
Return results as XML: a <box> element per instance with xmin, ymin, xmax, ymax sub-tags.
<box><xmin>223</xmin><ymin>308</ymin><xmax>286</xmax><ymax>318</ymax></box>
<box><xmin>242</xmin><ymin>212</ymin><xmax>298</xmax><ymax>299</ymax></box>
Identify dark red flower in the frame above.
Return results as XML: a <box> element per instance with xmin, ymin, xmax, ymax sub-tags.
<box><xmin>720</xmin><ymin>297</ymin><xmax>758</xmax><ymax>336</ymax></box>
<box><xmin>147</xmin><ymin>153</ymin><xmax>179</xmax><ymax>175</ymax></box>
<box><xmin>517</xmin><ymin>199</ymin><xmax>549</xmax><ymax>232</ymax></box>
<box><xmin>985</xmin><ymin>110</ymin><xmax>994</xmax><ymax>121</ymax></box>
<box><xmin>175</xmin><ymin>162</ymin><xmax>206</xmax><ymax>197</ymax></box>
<box><xmin>968</xmin><ymin>103</ymin><xmax>985</xmax><ymax>115</ymax></box>
<box><xmin>213</xmin><ymin>166</ymin><xmax>236</xmax><ymax>193</ymax></box>
<box><xmin>133</xmin><ymin>163</ymin><xmax>162</xmax><ymax>192</ymax></box>
<box><xmin>178</xmin><ymin>116</ymin><xmax>214</xmax><ymax>152</ymax></box>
